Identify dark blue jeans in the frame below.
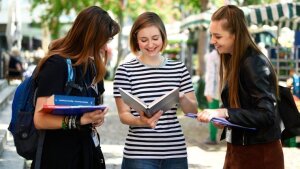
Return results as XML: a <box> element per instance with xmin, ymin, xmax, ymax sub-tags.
<box><xmin>121</xmin><ymin>157</ymin><xmax>188</xmax><ymax>169</ymax></box>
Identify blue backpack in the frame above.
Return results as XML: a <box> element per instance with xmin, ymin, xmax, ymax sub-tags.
<box><xmin>8</xmin><ymin>58</ymin><xmax>75</xmax><ymax>161</ymax></box>
<box><xmin>292</xmin><ymin>74</ymin><xmax>300</xmax><ymax>98</ymax></box>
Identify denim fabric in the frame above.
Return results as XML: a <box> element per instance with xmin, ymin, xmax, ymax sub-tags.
<box><xmin>121</xmin><ymin>157</ymin><xmax>188</xmax><ymax>169</ymax></box>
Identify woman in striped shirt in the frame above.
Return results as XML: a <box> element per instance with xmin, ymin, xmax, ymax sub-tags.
<box><xmin>113</xmin><ymin>12</ymin><xmax>198</xmax><ymax>169</ymax></box>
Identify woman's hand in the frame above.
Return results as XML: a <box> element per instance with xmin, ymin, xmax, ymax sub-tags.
<box><xmin>80</xmin><ymin>107</ymin><xmax>109</xmax><ymax>127</ymax></box>
<box><xmin>139</xmin><ymin>110</ymin><xmax>163</xmax><ymax>129</ymax></box>
<box><xmin>197</xmin><ymin>110</ymin><xmax>211</xmax><ymax>123</ymax></box>
<box><xmin>197</xmin><ymin>109</ymin><xmax>227</xmax><ymax>129</ymax></box>
<box><xmin>197</xmin><ymin>108</ymin><xmax>228</xmax><ymax>123</ymax></box>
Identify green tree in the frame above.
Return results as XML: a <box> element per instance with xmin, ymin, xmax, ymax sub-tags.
<box><xmin>31</xmin><ymin>0</ymin><xmax>184</xmax><ymax>77</ymax></box>
<box><xmin>175</xmin><ymin>0</ymin><xmax>209</xmax><ymax>77</ymax></box>
<box><xmin>239</xmin><ymin>0</ymin><xmax>280</xmax><ymax>6</ymax></box>
<box><xmin>32</xmin><ymin>0</ymin><xmax>95</xmax><ymax>39</ymax></box>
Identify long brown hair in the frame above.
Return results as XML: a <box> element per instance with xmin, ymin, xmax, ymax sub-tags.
<box><xmin>34</xmin><ymin>6</ymin><xmax>120</xmax><ymax>83</ymax></box>
<box><xmin>212</xmin><ymin>5</ymin><xmax>278</xmax><ymax>108</ymax></box>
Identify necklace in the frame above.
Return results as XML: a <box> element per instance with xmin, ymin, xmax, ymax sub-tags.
<box><xmin>137</xmin><ymin>55</ymin><xmax>165</xmax><ymax>68</ymax></box>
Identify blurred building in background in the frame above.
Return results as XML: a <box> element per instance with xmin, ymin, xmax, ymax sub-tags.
<box><xmin>0</xmin><ymin>0</ymin><xmax>43</xmax><ymax>52</ymax></box>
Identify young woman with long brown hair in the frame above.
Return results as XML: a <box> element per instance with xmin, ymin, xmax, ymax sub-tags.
<box><xmin>32</xmin><ymin>6</ymin><xmax>120</xmax><ymax>169</ymax></box>
<box><xmin>197</xmin><ymin>5</ymin><xmax>284</xmax><ymax>169</ymax></box>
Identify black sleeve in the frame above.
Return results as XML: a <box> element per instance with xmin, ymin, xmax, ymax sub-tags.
<box><xmin>36</xmin><ymin>55</ymin><xmax>68</xmax><ymax>97</ymax></box>
<box><xmin>97</xmin><ymin>80</ymin><xmax>105</xmax><ymax>95</ymax></box>
<box><xmin>228</xmin><ymin>55</ymin><xmax>277</xmax><ymax>128</ymax></box>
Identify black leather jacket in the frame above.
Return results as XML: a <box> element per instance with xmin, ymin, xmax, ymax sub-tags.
<box><xmin>221</xmin><ymin>48</ymin><xmax>281</xmax><ymax>145</ymax></box>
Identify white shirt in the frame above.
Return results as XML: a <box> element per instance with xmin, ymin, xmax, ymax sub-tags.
<box><xmin>204</xmin><ymin>49</ymin><xmax>220</xmax><ymax>100</ymax></box>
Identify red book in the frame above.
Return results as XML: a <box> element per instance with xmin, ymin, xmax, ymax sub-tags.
<box><xmin>42</xmin><ymin>105</ymin><xmax>106</xmax><ymax>116</ymax></box>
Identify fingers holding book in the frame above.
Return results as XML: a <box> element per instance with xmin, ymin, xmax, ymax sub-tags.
<box><xmin>92</xmin><ymin>119</ymin><xmax>104</xmax><ymax>127</ymax></box>
<box><xmin>81</xmin><ymin>107</ymin><xmax>108</xmax><ymax>126</ymax></box>
<box><xmin>197</xmin><ymin>110</ymin><xmax>211</xmax><ymax>123</ymax></box>
<box><xmin>197</xmin><ymin>108</ymin><xmax>228</xmax><ymax>123</ymax></box>
<box><xmin>139</xmin><ymin>110</ymin><xmax>163</xmax><ymax>129</ymax></box>
<box><xmin>186</xmin><ymin>110</ymin><xmax>256</xmax><ymax>130</ymax></box>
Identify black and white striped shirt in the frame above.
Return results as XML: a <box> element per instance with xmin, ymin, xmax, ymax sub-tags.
<box><xmin>113</xmin><ymin>58</ymin><xmax>194</xmax><ymax>159</ymax></box>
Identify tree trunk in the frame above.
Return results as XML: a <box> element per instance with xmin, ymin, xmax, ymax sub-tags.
<box><xmin>42</xmin><ymin>23</ymin><xmax>51</xmax><ymax>53</ymax></box>
<box><xmin>197</xmin><ymin>0</ymin><xmax>209</xmax><ymax>77</ymax></box>
<box><xmin>197</xmin><ymin>30</ymin><xmax>208</xmax><ymax>77</ymax></box>
<box><xmin>112</xmin><ymin>10</ymin><xmax>124</xmax><ymax>78</ymax></box>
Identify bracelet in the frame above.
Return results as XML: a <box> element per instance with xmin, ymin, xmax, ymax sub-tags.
<box><xmin>65</xmin><ymin>116</ymin><xmax>70</xmax><ymax>126</ymax></box>
<box><xmin>75</xmin><ymin>116</ymin><xmax>81</xmax><ymax>130</ymax></box>
<box><xmin>68</xmin><ymin>116</ymin><xmax>73</xmax><ymax>129</ymax></box>
<box><xmin>70</xmin><ymin>116</ymin><xmax>76</xmax><ymax>129</ymax></box>
<box><xmin>62</xmin><ymin>116</ymin><xmax>68</xmax><ymax>130</ymax></box>
<box><xmin>71</xmin><ymin>116</ymin><xmax>76</xmax><ymax>129</ymax></box>
<box><xmin>62</xmin><ymin>116</ymin><xmax>81</xmax><ymax>130</ymax></box>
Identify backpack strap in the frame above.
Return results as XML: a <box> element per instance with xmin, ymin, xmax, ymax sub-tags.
<box><xmin>64</xmin><ymin>58</ymin><xmax>83</xmax><ymax>94</ymax></box>
<box><xmin>34</xmin><ymin>58</ymin><xmax>87</xmax><ymax>169</ymax></box>
<box><xmin>34</xmin><ymin>131</ymin><xmax>45</xmax><ymax>169</ymax></box>
<box><xmin>34</xmin><ymin>58</ymin><xmax>78</xmax><ymax>169</ymax></box>
<box><xmin>66</xmin><ymin>58</ymin><xmax>74</xmax><ymax>82</ymax></box>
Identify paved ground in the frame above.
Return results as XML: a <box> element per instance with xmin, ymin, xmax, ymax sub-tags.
<box><xmin>98</xmin><ymin>80</ymin><xmax>300</xmax><ymax>169</ymax></box>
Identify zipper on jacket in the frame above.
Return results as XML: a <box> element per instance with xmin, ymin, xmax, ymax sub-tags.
<box><xmin>242</xmin><ymin>131</ymin><xmax>245</xmax><ymax>145</ymax></box>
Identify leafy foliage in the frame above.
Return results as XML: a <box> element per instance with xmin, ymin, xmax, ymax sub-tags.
<box><xmin>31</xmin><ymin>0</ymin><xmax>182</xmax><ymax>39</ymax></box>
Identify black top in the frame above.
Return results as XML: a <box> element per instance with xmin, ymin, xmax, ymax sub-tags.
<box><xmin>8</xmin><ymin>55</ymin><xmax>23</xmax><ymax>77</ymax></box>
<box><xmin>33</xmin><ymin>55</ymin><xmax>105</xmax><ymax>169</ymax></box>
<box><xmin>221</xmin><ymin>47</ymin><xmax>281</xmax><ymax>145</ymax></box>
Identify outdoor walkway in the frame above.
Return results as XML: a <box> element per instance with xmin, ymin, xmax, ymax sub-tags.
<box><xmin>98</xmin><ymin>80</ymin><xmax>300</xmax><ymax>169</ymax></box>
<box><xmin>0</xmin><ymin>79</ymin><xmax>299</xmax><ymax>169</ymax></box>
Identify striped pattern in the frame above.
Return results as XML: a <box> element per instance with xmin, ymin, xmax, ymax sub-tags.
<box><xmin>277</xmin><ymin>17</ymin><xmax>300</xmax><ymax>31</ymax></box>
<box><xmin>113</xmin><ymin>58</ymin><xmax>194</xmax><ymax>159</ymax></box>
<box><xmin>244</xmin><ymin>2</ymin><xmax>300</xmax><ymax>30</ymax></box>
<box><xmin>180</xmin><ymin>2</ymin><xmax>300</xmax><ymax>31</ymax></box>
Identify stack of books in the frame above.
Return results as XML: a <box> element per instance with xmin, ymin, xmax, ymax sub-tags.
<box><xmin>42</xmin><ymin>95</ymin><xmax>106</xmax><ymax>115</ymax></box>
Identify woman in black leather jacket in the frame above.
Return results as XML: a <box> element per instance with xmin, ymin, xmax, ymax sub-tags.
<box><xmin>197</xmin><ymin>5</ymin><xmax>284</xmax><ymax>169</ymax></box>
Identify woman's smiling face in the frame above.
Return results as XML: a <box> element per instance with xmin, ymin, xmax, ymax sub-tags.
<box><xmin>137</xmin><ymin>25</ymin><xmax>163</xmax><ymax>58</ymax></box>
<box><xmin>209</xmin><ymin>19</ymin><xmax>235</xmax><ymax>55</ymax></box>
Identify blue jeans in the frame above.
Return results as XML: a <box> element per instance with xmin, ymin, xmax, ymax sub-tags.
<box><xmin>121</xmin><ymin>157</ymin><xmax>188</xmax><ymax>169</ymax></box>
